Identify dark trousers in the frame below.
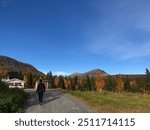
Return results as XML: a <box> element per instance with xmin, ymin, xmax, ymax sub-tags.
<box><xmin>38</xmin><ymin>92</ymin><xmax>44</xmax><ymax>103</ymax></box>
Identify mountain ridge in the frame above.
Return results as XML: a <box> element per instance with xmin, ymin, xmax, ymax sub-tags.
<box><xmin>0</xmin><ymin>55</ymin><xmax>145</xmax><ymax>79</ymax></box>
<box><xmin>0</xmin><ymin>55</ymin><xmax>44</xmax><ymax>77</ymax></box>
<box><xmin>70</xmin><ymin>69</ymin><xmax>108</xmax><ymax>77</ymax></box>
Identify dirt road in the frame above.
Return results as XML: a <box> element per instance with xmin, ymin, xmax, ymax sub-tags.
<box><xmin>24</xmin><ymin>89</ymin><xmax>95</xmax><ymax>113</ymax></box>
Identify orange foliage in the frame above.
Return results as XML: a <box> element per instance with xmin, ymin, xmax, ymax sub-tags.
<box><xmin>54</xmin><ymin>77</ymin><xmax>59</xmax><ymax>88</ymax></box>
<box><xmin>64</xmin><ymin>79</ymin><xmax>70</xmax><ymax>89</ymax></box>
<box><xmin>116</xmin><ymin>76</ymin><xmax>124</xmax><ymax>92</ymax></box>
<box><xmin>96</xmin><ymin>75</ymin><xmax>105</xmax><ymax>92</ymax></box>
<box><xmin>130</xmin><ymin>80</ymin><xmax>137</xmax><ymax>88</ymax></box>
<box><xmin>143</xmin><ymin>90</ymin><xmax>150</xmax><ymax>95</ymax></box>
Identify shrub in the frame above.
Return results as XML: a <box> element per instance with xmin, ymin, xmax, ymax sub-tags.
<box><xmin>0</xmin><ymin>80</ymin><xmax>9</xmax><ymax>91</ymax></box>
<box><xmin>0</xmin><ymin>80</ymin><xmax>27</xmax><ymax>112</ymax></box>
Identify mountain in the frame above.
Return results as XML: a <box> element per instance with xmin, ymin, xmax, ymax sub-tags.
<box><xmin>0</xmin><ymin>55</ymin><xmax>44</xmax><ymax>77</ymax></box>
<box><xmin>70</xmin><ymin>69</ymin><xmax>108</xmax><ymax>77</ymax></box>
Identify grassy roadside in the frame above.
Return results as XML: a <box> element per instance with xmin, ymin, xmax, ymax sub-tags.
<box><xmin>0</xmin><ymin>81</ymin><xmax>27</xmax><ymax>113</ymax></box>
<box><xmin>67</xmin><ymin>91</ymin><xmax>150</xmax><ymax>112</ymax></box>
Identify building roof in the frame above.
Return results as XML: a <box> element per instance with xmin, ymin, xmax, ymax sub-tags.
<box><xmin>6</xmin><ymin>78</ymin><xmax>25</xmax><ymax>83</ymax></box>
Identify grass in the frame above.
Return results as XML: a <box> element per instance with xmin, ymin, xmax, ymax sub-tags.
<box><xmin>68</xmin><ymin>91</ymin><xmax>150</xmax><ymax>112</ymax></box>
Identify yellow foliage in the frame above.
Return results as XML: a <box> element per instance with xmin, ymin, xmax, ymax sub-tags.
<box><xmin>116</xmin><ymin>76</ymin><xmax>124</xmax><ymax>92</ymax></box>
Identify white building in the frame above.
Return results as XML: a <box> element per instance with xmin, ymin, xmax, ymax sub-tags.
<box><xmin>1</xmin><ymin>78</ymin><xmax>25</xmax><ymax>89</ymax></box>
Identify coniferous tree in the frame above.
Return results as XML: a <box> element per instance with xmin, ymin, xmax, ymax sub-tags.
<box><xmin>72</xmin><ymin>76</ymin><xmax>78</xmax><ymax>90</ymax></box>
<box><xmin>67</xmin><ymin>77</ymin><xmax>72</xmax><ymax>90</ymax></box>
<box><xmin>46</xmin><ymin>71</ymin><xmax>55</xmax><ymax>88</ymax></box>
<box><xmin>78</xmin><ymin>78</ymin><xmax>85</xmax><ymax>91</ymax></box>
<box><xmin>104</xmin><ymin>76</ymin><xmax>116</xmax><ymax>92</ymax></box>
<box><xmin>29</xmin><ymin>73</ymin><xmax>33</xmax><ymax>88</ymax></box>
<box><xmin>142</xmin><ymin>68</ymin><xmax>150</xmax><ymax>94</ymax></box>
<box><xmin>25</xmin><ymin>73</ymin><xmax>33</xmax><ymax>88</ymax></box>
<box><xmin>85</xmin><ymin>75</ymin><xmax>92</xmax><ymax>91</ymax></box>
<box><xmin>124</xmin><ymin>77</ymin><xmax>131</xmax><ymax>92</ymax></box>
<box><xmin>90</xmin><ymin>76</ymin><xmax>96</xmax><ymax>91</ymax></box>
<box><xmin>145</xmin><ymin>68</ymin><xmax>150</xmax><ymax>90</ymax></box>
<box><xmin>18</xmin><ymin>71</ymin><xmax>23</xmax><ymax>80</ymax></box>
<box><xmin>58</xmin><ymin>76</ymin><xmax>65</xmax><ymax>89</ymax></box>
<box><xmin>136</xmin><ymin>77</ymin><xmax>145</xmax><ymax>92</ymax></box>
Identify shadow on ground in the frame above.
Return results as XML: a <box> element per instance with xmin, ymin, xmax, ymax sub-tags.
<box><xmin>24</xmin><ymin>89</ymin><xmax>64</xmax><ymax>109</ymax></box>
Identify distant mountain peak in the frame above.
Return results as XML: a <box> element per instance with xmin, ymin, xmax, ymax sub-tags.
<box><xmin>70</xmin><ymin>69</ymin><xmax>108</xmax><ymax>77</ymax></box>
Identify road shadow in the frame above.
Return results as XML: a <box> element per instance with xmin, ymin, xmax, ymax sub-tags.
<box><xmin>24</xmin><ymin>89</ymin><xmax>64</xmax><ymax>110</ymax></box>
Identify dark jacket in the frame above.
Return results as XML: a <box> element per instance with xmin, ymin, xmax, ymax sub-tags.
<box><xmin>36</xmin><ymin>82</ymin><xmax>45</xmax><ymax>93</ymax></box>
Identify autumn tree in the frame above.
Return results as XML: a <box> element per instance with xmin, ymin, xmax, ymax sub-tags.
<box><xmin>0</xmin><ymin>69</ymin><xmax>8</xmax><ymax>78</ymax></box>
<box><xmin>54</xmin><ymin>76</ymin><xmax>59</xmax><ymax>88</ymax></box>
<box><xmin>95</xmin><ymin>75</ymin><xmax>105</xmax><ymax>92</ymax></box>
<box><xmin>115</xmin><ymin>75</ymin><xmax>124</xmax><ymax>92</ymax></box>
<box><xmin>64</xmin><ymin>76</ymin><xmax>70</xmax><ymax>90</ymax></box>
<box><xmin>129</xmin><ymin>80</ymin><xmax>137</xmax><ymax>92</ymax></box>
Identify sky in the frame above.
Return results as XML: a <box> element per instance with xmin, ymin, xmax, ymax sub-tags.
<box><xmin>0</xmin><ymin>0</ymin><xmax>150</xmax><ymax>75</ymax></box>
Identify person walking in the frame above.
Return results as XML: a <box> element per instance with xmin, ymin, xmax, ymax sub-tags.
<box><xmin>36</xmin><ymin>79</ymin><xmax>45</xmax><ymax>105</ymax></box>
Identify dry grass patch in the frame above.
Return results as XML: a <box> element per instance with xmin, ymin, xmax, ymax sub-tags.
<box><xmin>68</xmin><ymin>91</ymin><xmax>150</xmax><ymax>113</ymax></box>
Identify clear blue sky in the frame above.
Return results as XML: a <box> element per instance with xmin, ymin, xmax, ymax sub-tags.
<box><xmin>0</xmin><ymin>0</ymin><xmax>150</xmax><ymax>75</ymax></box>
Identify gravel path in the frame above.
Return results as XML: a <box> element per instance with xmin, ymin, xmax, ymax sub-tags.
<box><xmin>24</xmin><ymin>89</ymin><xmax>95</xmax><ymax>113</ymax></box>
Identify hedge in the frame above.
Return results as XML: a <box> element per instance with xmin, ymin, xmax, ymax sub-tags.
<box><xmin>0</xmin><ymin>81</ymin><xmax>27</xmax><ymax>112</ymax></box>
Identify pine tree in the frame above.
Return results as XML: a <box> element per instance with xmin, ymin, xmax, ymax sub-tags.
<box><xmin>145</xmin><ymin>68</ymin><xmax>150</xmax><ymax>90</ymax></box>
<box><xmin>104</xmin><ymin>76</ymin><xmax>116</xmax><ymax>92</ymax></box>
<box><xmin>46</xmin><ymin>71</ymin><xmax>55</xmax><ymax>88</ymax></box>
<box><xmin>18</xmin><ymin>71</ymin><xmax>23</xmax><ymax>80</ymax></box>
<box><xmin>58</xmin><ymin>76</ymin><xmax>65</xmax><ymax>89</ymax></box>
<box><xmin>124</xmin><ymin>77</ymin><xmax>131</xmax><ymax>92</ymax></box>
<box><xmin>136</xmin><ymin>77</ymin><xmax>145</xmax><ymax>92</ymax></box>
<box><xmin>85</xmin><ymin>75</ymin><xmax>92</xmax><ymax>91</ymax></box>
<box><xmin>90</xmin><ymin>76</ymin><xmax>96</xmax><ymax>91</ymax></box>
<box><xmin>24</xmin><ymin>73</ymin><xmax>33</xmax><ymax>88</ymax></box>
<box><xmin>29</xmin><ymin>73</ymin><xmax>33</xmax><ymax>88</ymax></box>
<box><xmin>72</xmin><ymin>76</ymin><xmax>78</xmax><ymax>90</ymax></box>
<box><xmin>78</xmin><ymin>78</ymin><xmax>85</xmax><ymax>91</ymax></box>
